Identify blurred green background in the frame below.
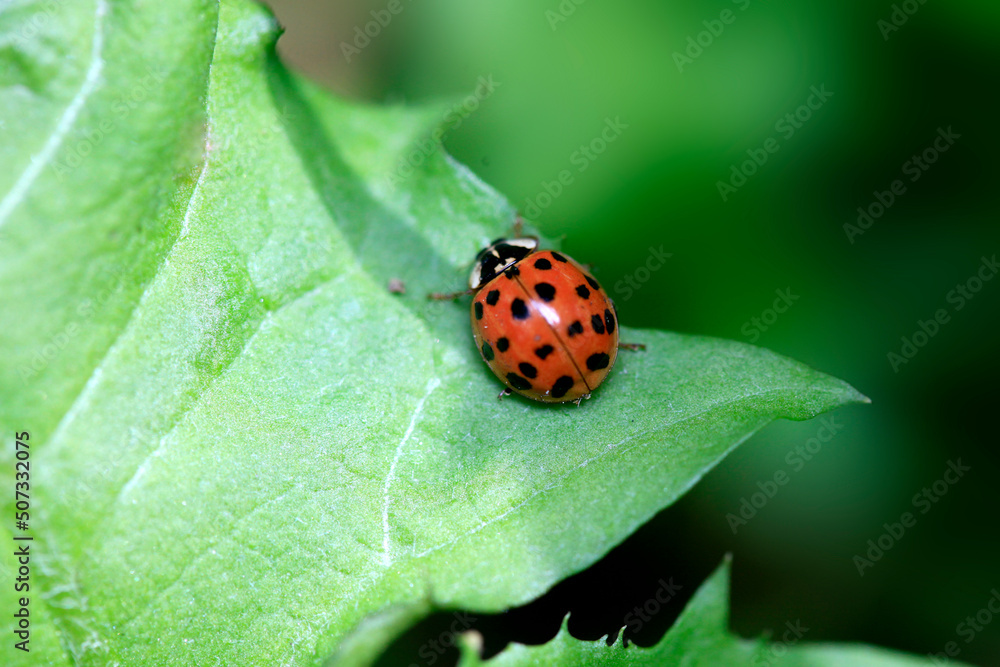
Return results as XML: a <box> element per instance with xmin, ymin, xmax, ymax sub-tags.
<box><xmin>267</xmin><ymin>0</ymin><xmax>999</xmax><ymax>664</ymax></box>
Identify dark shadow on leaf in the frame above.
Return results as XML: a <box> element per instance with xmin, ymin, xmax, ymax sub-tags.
<box><xmin>264</xmin><ymin>45</ymin><xmax>470</xmax><ymax>345</ymax></box>
<box><xmin>373</xmin><ymin>499</ymin><xmax>718</xmax><ymax>665</ymax></box>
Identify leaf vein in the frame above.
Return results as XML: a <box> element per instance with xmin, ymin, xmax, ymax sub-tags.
<box><xmin>0</xmin><ymin>0</ymin><xmax>108</xmax><ymax>228</ymax></box>
<box><xmin>380</xmin><ymin>376</ymin><xmax>441</xmax><ymax>566</ymax></box>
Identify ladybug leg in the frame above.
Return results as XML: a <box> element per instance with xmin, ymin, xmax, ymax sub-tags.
<box><xmin>427</xmin><ymin>288</ymin><xmax>475</xmax><ymax>301</ymax></box>
<box><xmin>573</xmin><ymin>393</ymin><xmax>592</xmax><ymax>407</ymax></box>
<box><xmin>619</xmin><ymin>342</ymin><xmax>647</xmax><ymax>351</ymax></box>
<box><xmin>498</xmin><ymin>387</ymin><xmax>513</xmax><ymax>400</ymax></box>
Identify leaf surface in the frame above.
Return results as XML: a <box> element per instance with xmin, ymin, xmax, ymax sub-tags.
<box><xmin>0</xmin><ymin>2</ymin><xmax>927</xmax><ymax>666</ymax></box>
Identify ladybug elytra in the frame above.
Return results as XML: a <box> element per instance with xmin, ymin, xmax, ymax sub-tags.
<box><xmin>467</xmin><ymin>237</ymin><xmax>620</xmax><ymax>403</ymax></box>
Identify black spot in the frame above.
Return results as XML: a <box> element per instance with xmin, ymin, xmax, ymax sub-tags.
<box><xmin>519</xmin><ymin>362</ymin><xmax>538</xmax><ymax>379</ymax></box>
<box><xmin>535</xmin><ymin>344</ymin><xmax>554</xmax><ymax>360</ymax></box>
<box><xmin>474</xmin><ymin>302</ymin><xmax>483</xmax><ymax>320</ymax></box>
<box><xmin>575</xmin><ymin>285</ymin><xmax>591</xmax><ymax>299</ymax></box>
<box><xmin>551</xmin><ymin>252</ymin><xmax>568</xmax><ymax>263</ymax></box>
<box><xmin>486</xmin><ymin>290</ymin><xmax>500</xmax><ymax>306</ymax></box>
<box><xmin>504</xmin><ymin>265</ymin><xmax>520</xmax><ymax>279</ymax></box>
<box><xmin>506</xmin><ymin>373</ymin><xmax>532</xmax><ymax>391</ymax></box>
<box><xmin>497</xmin><ymin>337</ymin><xmax>509</xmax><ymax>352</ymax></box>
<box><xmin>586</xmin><ymin>275</ymin><xmax>601</xmax><ymax>291</ymax></box>
<box><xmin>586</xmin><ymin>352</ymin><xmax>610</xmax><ymax>371</ymax></box>
<box><xmin>551</xmin><ymin>375</ymin><xmax>574</xmax><ymax>399</ymax></box>
<box><xmin>533</xmin><ymin>258</ymin><xmax>552</xmax><ymax>270</ymax></box>
<box><xmin>591</xmin><ymin>314</ymin><xmax>605</xmax><ymax>334</ymax></box>
<box><xmin>567</xmin><ymin>320</ymin><xmax>584</xmax><ymax>337</ymax></box>
<box><xmin>605</xmin><ymin>308</ymin><xmax>616</xmax><ymax>333</ymax></box>
<box><xmin>481</xmin><ymin>341</ymin><xmax>494</xmax><ymax>361</ymax></box>
<box><xmin>535</xmin><ymin>282</ymin><xmax>556</xmax><ymax>301</ymax></box>
<box><xmin>511</xmin><ymin>298</ymin><xmax>529</xmax><ymax>319</ymax></box>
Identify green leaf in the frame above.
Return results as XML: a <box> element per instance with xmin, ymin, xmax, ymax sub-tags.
<box><xmin>0</xmin><ymin>1</ymin><xmax>942</xmax><ymax>666</ymax></box>
<box><xmin>456</xmin><ymin>560</ymin><xmax>974</xmax><ymax>667</ymax></box>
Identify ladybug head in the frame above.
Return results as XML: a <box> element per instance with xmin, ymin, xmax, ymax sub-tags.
<box><xmin>469</xmin><ymin>237</ymin><xmax>539</xmax><ymax>290</ymax></box>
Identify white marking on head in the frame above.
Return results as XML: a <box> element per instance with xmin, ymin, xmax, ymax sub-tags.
<box><xmin>468</xmin><ymin>237</ymin><xmax>539</xmax><ymax>289</ymax></box>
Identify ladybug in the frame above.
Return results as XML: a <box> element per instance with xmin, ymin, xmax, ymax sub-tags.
<box><xmin>463</xmin><ymin>236</ymin><xmax>622</xmax><ymax>403</ymax></box>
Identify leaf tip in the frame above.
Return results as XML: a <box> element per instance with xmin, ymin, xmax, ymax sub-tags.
<box><xmin>846</xmin><ymin>385</ymin><xmax>872</xmax><ymax>406</ymax></box>
<box><xmin>824</xmin><ymin>376</ymin><xmax>871</xmax><ymax>409</ymax></box>
<box><xmin>599</xmin><ymin>626</ymin><xmax>622</xmax><ymax>647</ymax></box>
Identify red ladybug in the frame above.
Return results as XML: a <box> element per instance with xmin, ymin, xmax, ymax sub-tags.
<box><xmin>465</xmin><ymin>236</ymin><xmax>622</xmax><ymax>403</ymax></box>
